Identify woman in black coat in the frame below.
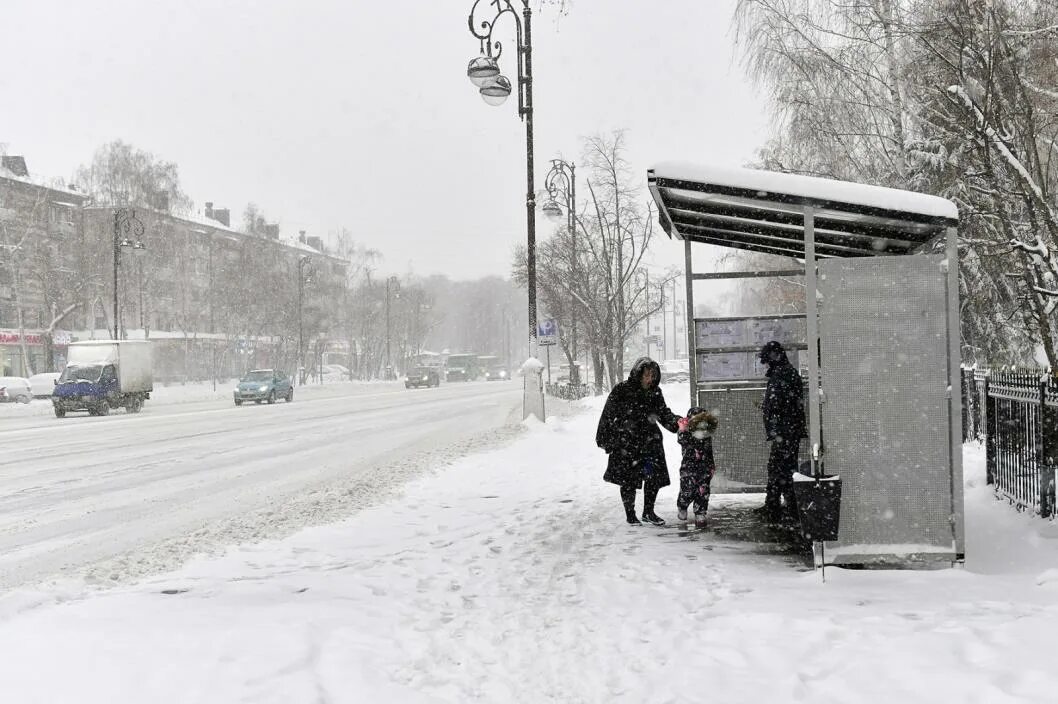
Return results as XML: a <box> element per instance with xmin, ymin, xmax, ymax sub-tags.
<box><xmin>595</xmin><ymin>357</ymin><xmax>681</xmax><ymax>525</ymax></box>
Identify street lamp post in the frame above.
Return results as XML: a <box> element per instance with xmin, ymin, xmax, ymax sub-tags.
<box><xmin>542</xmin><ymin>158</ymin><xmax>577</xmax><ymax>385</ymax></box>
<box><xmin>113</xmin><ymin>209</ymin><xmax>146</xmax><ymax>340</ymax></box>
<box><xmin>466</xmin><ymin>0</ymin><xmax>544</xmax><ymax>419</ymax></box>
<box><xmin>385</xmin><ymin>276</ymin><xmax>401</xmax><ymax>380</ymax></box>
<box><xmin>297</xmin><ymin>255</ymin><xmax>312</xmax><ymax>385</ymax></box>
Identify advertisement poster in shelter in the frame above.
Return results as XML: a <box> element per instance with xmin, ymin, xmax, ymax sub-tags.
<box><xmin>697</xmin><ymin>352</ymin><xmax>752</xmax><ymax>380</ymax></box>
<box><xmin>695</xmin><ymin>320</ymin><xmax>745</xmax><ymax>349</ymax></box>
<box><xmin>745</xmin><ymin>317</ymin><xmax>806</xmax><ymax>348</ymax></box>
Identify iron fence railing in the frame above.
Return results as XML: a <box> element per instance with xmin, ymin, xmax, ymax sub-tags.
<box><xmin>962</xmin><ymin>367</ymin><xmax>1057</xmax><ymax>519</ymax></box>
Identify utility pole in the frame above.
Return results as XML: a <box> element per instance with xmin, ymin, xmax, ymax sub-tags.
<box><xmin>297</xmin><ymin>256</ymin><xmax>311</xmax><ymax>385</ymax></box>
<box><xmin>672</xmin><ymin>277</ymin><xmax>680</xmax><ymax>358</ymax></box>
<box><xmin>644</xmin><ymin>269</ymin><xmax>651</xmax><ymax>359</ymax></box>
<box><xmin>385</xmin><ymin>276</ymin><xmax>400</xmax><ymax>379</ymax></box>
<box><xmin>661</xmin><ymin>282</ymin><xmax>667</xmax><ymax>362</ymax></box>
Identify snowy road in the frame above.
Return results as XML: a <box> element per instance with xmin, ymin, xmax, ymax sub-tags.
<box><xmin>0</xmin><ymin>381</ymin><xmax>522</xmax><ymax>591</ymax></box>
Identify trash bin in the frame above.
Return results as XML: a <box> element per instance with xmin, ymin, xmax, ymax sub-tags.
<box><xmin>793</xmin><ymin>472</ymin><xmax>842</xmax><ymax>541</ymax></box>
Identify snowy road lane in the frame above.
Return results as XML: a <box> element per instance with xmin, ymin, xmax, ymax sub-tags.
<box><xmin>0</xmin><ymin>382</ymin><xmax>522</xmax><ymax>591</ymax></box>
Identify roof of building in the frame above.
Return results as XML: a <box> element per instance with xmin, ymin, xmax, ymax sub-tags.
<box><xmin>0</xmin><ymin>165</ymin><xmax>85</xmax><ymax>198</ymax></box>
<box><xmin>83</xmin><ymin>204</ymin><xmax>346</xmax><ymax>263</ymax></box>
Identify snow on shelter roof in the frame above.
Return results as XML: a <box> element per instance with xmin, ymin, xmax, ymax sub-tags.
<box><xmin>648</xmin><ymin>162</ymin><xmax>959</xmax><ymax>259</ymax></box>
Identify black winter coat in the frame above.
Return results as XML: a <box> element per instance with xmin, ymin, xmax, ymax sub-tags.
<box><xmin>762</xmin><ymin>358</ymin><xmax>807</xmax><ymax>442</ymax></box>
<box><xmin>596</xmin><ymin>358</ymin><xmax>680</xmax><ymax>489</ymax></box>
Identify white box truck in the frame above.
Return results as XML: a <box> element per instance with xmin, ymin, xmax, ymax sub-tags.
<box><xmin>52</xmin><ymin>340</ymin><xmax>153</xmax><ymax>417</ymax></box>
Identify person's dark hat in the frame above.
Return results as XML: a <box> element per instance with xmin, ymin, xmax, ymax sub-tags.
<box><xmin>758</xmin><ymin>340</ymin><xmax>785</xmax><ymax>363</ymax></box>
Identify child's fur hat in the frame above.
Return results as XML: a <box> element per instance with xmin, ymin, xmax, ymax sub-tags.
<box><xmin>684</xmin><ymin>406</ymin><xmax>718</xmax><ymax>434</ymax></box>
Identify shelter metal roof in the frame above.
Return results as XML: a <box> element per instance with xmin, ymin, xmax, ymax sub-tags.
<box><xmin>648</xmin><ymin>162</ymin><xmax>959</xmax><ymax>259</ymax></box>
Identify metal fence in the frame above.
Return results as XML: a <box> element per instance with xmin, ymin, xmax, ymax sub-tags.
<box><xmin>962</xmin><ymin>367</ymin><xmax>1057</xmax><ymax>518</ymax></box>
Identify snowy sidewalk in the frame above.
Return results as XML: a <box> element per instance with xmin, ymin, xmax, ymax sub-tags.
<box><xmin>2</xmin><ymin>396</ymin><xmax>1058</xmax><ymax>703</ymax></box>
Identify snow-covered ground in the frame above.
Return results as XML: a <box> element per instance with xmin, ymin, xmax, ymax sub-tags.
<box><xmin>1</xmin><ymin>393</ymin><xmax>1056</xmax><ymax>703</ymax></box>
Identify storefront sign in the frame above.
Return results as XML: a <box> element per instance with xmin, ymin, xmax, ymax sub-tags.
<box><xmin>0</xmin><ymin>330</ymin><xmax>44</xmax><ymax>345</ymax></box>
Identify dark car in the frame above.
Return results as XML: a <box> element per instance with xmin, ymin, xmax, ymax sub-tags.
<box><xmin>234</xmin><ymin>369</ymin><xmax>294</xmax><ymax>405</ymax></box>
<box><xmin>484</xmin><ymin>366</ymin><xmax>510</xmax><ymax>381</ymax></box>
<box><xmin>406</xmin><ymin>366</ymin><xmax>441</xmax><ymax>389</ymax></box>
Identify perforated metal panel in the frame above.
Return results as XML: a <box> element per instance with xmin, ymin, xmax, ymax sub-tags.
<box><xmin>817</xmin><ymin>255</ymin><xmax>955</xmax><ymax>561</ymax></box>
<box><xmin>698</xmin><ymin>386</ymin><xmax>809</xmax><ymax>489</ymax></box>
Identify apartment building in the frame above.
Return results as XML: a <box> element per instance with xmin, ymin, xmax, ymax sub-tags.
<box><xmin>0</xmin><ymin>155</ymin><xmax>348</xmax><ymax>380</ymax></box>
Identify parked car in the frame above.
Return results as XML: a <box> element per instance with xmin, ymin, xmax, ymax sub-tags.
<box><xmin>28</xmin><ymin>372</ymin><xmax>61</xmax><ymax>399</ymax></box>
<box><xmin>405</xmin><ymin>366</ymin><xmax>441</xmax><ymax>389</ymax></box>
<box><xmin>0</xmin><ymin>376</ymin><xmax>32</xmax><ymax>403</ymax></box>
<box><xmin>234</xmin><ymin>369</ymin><xmax>294</xmax><ymax>405</ymax></box>
<box><xmin>484</xmin><ymin>366</ymin><xmax>510</xmax><ymax>381</ymax></box>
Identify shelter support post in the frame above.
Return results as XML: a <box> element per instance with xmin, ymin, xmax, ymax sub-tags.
<box><xmin>685</xmin><ymin>237</ymin><xmax>696</xmax><ymax>407</ymax></box>
<box><xmin>804</xmin><ymin>207</ymin><xmax>822</xmax><ymax>472</ymax></box>
<box><xmin>946</xmin><ymin>225</ymin><xmax>966</xmax><ymax>554</ymax></box>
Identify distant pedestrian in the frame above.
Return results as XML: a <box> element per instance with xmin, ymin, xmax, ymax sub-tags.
<box><xmin>757</xmin><ymin>340</ymin><xmax>806</xmax><ymax>522</ymax></box>
<box><xmin>676</xmin><ymin>407</ymin><xmax>718</xmax><ymax>528</ymax></box>
<box><xmin>595</xmin><ymin>357</ymin><xmax>680</xmax><ymax>525</ymax></box>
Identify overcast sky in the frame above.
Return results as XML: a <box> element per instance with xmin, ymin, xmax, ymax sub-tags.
<box><xmin>1</xmin><ymin>0</ymin><xmax>767</xmax><ymax>280</ymax></box>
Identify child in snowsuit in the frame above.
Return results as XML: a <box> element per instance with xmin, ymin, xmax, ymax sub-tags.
<box><xmin>676</xmin><ymin>407</ymin><xmax>718</xmax><ymax>527</ymax></box>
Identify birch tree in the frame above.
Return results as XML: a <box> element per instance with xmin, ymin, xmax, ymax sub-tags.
<box><xmin>734</xmin><ymin>0</ymin><xmax>1058</xmax><ymax>366</ymax></box>
<box><xmin>514</xmin><ymin>131</ymin><xmax>663</xmax><ymax>388</ymax></box>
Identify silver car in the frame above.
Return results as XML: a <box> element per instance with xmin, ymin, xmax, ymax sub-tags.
<box><xmin>0</xmin><ymin>376</ymin><xmax>32</xmax><ymax>403</ymax></box>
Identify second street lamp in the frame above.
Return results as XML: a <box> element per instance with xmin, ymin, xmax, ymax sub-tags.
<box><xmin>542</xmin><ymin>158</ymin><xmax>578</xmax><ymax>386</ymax></box>
<box><xmin>113</xmin><ymin>208</ymin><xmax>146</xmax><ymax>341</ymax></box>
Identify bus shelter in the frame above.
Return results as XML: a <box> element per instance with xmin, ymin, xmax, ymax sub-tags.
<box><xmin>648</xmin><ymin>163</ymin><xmax>963</xmax><ymax>566</ymax></box>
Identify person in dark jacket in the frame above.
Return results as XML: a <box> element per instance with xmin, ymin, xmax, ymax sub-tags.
<box><xmin>676</xmin><ymin>406</ymin><xmax>718</xmax><ymax>527</ymax></box>
<box><xmin>758</xmin><ymin>340</ymin><xmax>806</xmax><ymax>522</ymax></box>
<box><xmin>595</xmin><ymin>357</ymin><xmax>680</xmax><ymax>525</ymax></box>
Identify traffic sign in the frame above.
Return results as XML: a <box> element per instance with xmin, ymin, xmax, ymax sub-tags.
<box><xmin>538</xmin><ymin>319</ymin><xmax>558</xmax><ymax>346</ymax></box>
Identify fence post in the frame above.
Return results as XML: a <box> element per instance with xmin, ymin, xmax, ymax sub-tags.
<box><xmin>1040</xmin><ymin>376</ymin><xmax>1057</xmax><ymax>519</ymax></box>
<box><xmin>961</xmin><ymin>369</ymin><xmax>970</xmax><ymax>443</ymax></box>
<box><xmin>977</xmin><ymin>372</ymin><xmax>987</xmax><ymax>440</ymax></box>
<box><xmin>985</xmin><ymin>374</ymin><xmax>995</xmax><ymax>486</ymax></box>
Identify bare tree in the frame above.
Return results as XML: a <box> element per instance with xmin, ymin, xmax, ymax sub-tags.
<box><xmin>514</xmin><ymin>131</ymin><xmax>663</xmax><ymax>389</ymax></box>
<box><xmin>734</xmin><ymin>0</ymin><xmax>1058</xmax><ymax>366</ymax></box>
<box><xmin>74</xmin><ymin>140</ymin><xmax>193</xmax><ymax>215</ymax></box>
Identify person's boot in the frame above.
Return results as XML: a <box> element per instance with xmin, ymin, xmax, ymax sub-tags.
<box><xmin>642</xmin><ymin>486</ymin><xmax>664</xmax><ymax>525</ymax></box>
<box><xmin>676</xmin><ymin>507</ymin><xmax>688</xmax><ymax>522</ymax></box>
<box><xmin>621</xmin><ymin>488</ymin><xmax>640</xmax><ymax>525</ymax></box>
<box><xmin>694</xmin><ymin>512</ymin><xmax>708</xmax><ymax>528</ymax></box>
<box><xmin>641</xmin><ymin>512</ymin><xmax>666</xmax><ymax>526</ymax></box>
